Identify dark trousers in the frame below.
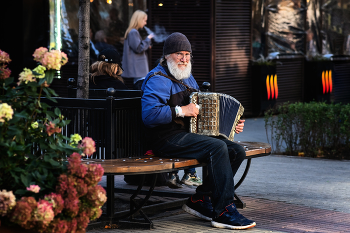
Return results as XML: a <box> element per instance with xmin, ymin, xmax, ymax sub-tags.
<box><xmin>152</xmin><ymin>132</ymin><xmax>246</xmax><ymax>218</ymax></box>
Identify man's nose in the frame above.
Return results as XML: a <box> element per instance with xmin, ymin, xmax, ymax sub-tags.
<box><xmin>180</xmin><ymin>56</ymin><xmax>189</xmax><ymax>62</ymax></box>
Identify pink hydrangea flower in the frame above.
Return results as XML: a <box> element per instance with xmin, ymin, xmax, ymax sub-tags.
<box><xmin>56</xmin><ymin>174</ymin><xmax>68</xmax><ymax>195</ymax></box>
<box><xmin>9</xmin><ymin>200</ymin><xmax>32</xmax><ymax>226</ymax></box>
<box><xmin>0</xmin><ymin>50</ymin><xmax>11</xmax><ymax>64</ymax></box>
<box><xmin>89</xmin><ymin>207</ymin><xmax>103</xmax><ymax>220</ymax></box>
<box><xmin>0</xmin><ymin>66</ymin><xmax>11</xmax><ymax>79</ymax></box>
<box><xmin>33</xmin><ymin>47</ymin><xmax>48</xmax><ymax>63</ymax></box>
<box><xmin>0</xmin><ymin>50</ymin><xmax>12</xmax><ymax>80</ymax></box>
<box><xmin>74</xmin><ymin>178</ymin><xmax>88</xmax><ymax>197</ymax></box>
<box><xmin>79</xmin><ymin>137</ymin><xmax>96</xmax><ymax>156</ymax></box>
<box><xmin>44</xmin><ymin>193</ymin><xmax>64</xmax><ymax>215</ymax></box>
<box><xmin>66</xmin><ymin>218</ymin><xmax>77</xmax><ymax>233</ymax></box>
<box><xmin>46</xmin><ymin>121</ymin><xmax>62</xmax><ymax>136</ymax></box>
<box><xmin>0</xmin><ymin>189</ymin><xmax>16</xmax><ymax>217</ymax></box>
<box><xmin>84</xmin><ymin>164</ymin><xmax>104</xmax><ymax>186</ymax></box>
<box><xmin>67</xmin><ymin>153</ymin><xmax>88</xmax><ymax>178</ymax></box>
<box><xmin>34</xmin><ymin>200</ymin><xmax>54</xmax><ymax>226</ymax></box>
<box><xmin>64</xmin><ymin>196</ymin><xmax>79</xmax><ymax>218</ymax></box>
<box><xmin>48</xmin><ymin>218</ymin><xmax>69</xmax><ymax>233</ymax></box>
<box><xmin>26</xmin><ymin>184</ymin><xmax>40</xmax><ymax>193</ymax></box>
<box><xmin>76</xmin><ymin>215</ymin><xmax>89</xmax><ymax>232</ymax></box>
<box><xmin>86</xmin><ymin>185</ymin><xmax>107</xmax><ymax>207</ymax></box>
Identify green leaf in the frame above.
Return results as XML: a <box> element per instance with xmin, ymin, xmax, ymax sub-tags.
<box><xmin>13</xmin><ymin>167</ymin><xmax>24</xmax><ymax>172</ymax></box>
<box><xmin>4</xmin><ymin>77</ymin><xmax>14</xmax><ymax>86</ymax></box>
<box><xmin>49</xmin><ymin>159</ymin><xmax>60</xmax><ymax>166</ymax></box>
<box><xmin>49</xmin><ymin>144</ymin><xmax>58</xmax><ymax>150</ymax></box>
<box><xmin>45</xmin><ymin>70</ymin><xmax>55</xmax><ymax>84</ymax></box>
<box><xmin>54</xmin><ymin>107</ymin><xmax>61</xmax><ymax>116</ymax></box>
<box><xmin>21</xmin><ymin>174</ymin><xmax>30</xmax><ymax>187</ymax></box>
<box><xmin>38</xmin><ymin>77</ymin><xmax>46</xmax><ymax>85</ymax></box>
<box><xmin>15</xmin><ymin>189</ymin><xmax>27</xmax><ymax>195</ymax></box>
<box><xmin>48</xmin><ymin>88</ymin><xmax>59</xmax><ymax>97</ymax></box>
<box><xmin>43</xmin><ymin>88</ymin><xmax>52</xmax><ymax>98</ymax></box>
<box><xmin>44</xmin><ymin>154</ymin><xmax>51</xmax><ymax>162</ymax></box>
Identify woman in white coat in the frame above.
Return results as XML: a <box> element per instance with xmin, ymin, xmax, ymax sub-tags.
<box><xmin>122</xmin><ymin>10</ymin><xmax>154</xmax><ymax>89</ymax></box>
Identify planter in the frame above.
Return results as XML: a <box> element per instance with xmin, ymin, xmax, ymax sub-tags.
<box><xmin>304</xmin><ymin>60</ymin><xmax>333</xmax><ymax>103</ymax></box>
<box><xmin>251</xmin><ymin>64</ymin><xmax>278</xmax><ymax>116</ymax></box>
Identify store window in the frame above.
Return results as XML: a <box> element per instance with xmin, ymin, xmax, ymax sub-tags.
<box><xmin>252</xmin><ymin>0</ymin><xmax>350</xmax><ymax>60</ymax></box>
<box><xmin>252</xmin><ymin>0</ymin><xmax>306</xmax><ymax>60</ymax></box>
<box><xmin>49</xmin><ymin>0</ymin><xmax>147</xmax><ymax>65</ymax></box>
<box><xmin>320</xmin><ymin>0</ymin><xmax>350</xmax><ymax>56</ymax></box>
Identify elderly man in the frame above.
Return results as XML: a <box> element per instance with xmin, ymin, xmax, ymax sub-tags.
<box><xmin>141</xmin><ymin>32</ymin><xmax>255</xmax><ymax>230</ymax></box>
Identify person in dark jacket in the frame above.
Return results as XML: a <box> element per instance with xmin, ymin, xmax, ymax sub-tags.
<box><xmin>141</xmin><ymin>32</ymin><xmax>255</xmax><ymax>230</ymax></box>
<box><xmin>90</xmin><ymin>48</ymin><xmax>128</xmax><ymax>90</ymax></box>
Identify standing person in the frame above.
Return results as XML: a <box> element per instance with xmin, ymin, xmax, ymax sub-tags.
<box><xmin>90</xmin><ymin>48</ymin><xmax>128</xmax><ymax>90</ymax></box>
<box><xmin>122</xmin><ymin>10</ymin><xmax>154</xmax><ymax>90</ymax></box>
<box><xmin>141</xmin><ymin>32</ymin><xmax>255</xmax><ymax>230</ymax></box>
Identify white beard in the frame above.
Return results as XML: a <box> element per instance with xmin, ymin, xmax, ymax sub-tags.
<box><xmin>167</xmin><ymin>57</ymin><xmax>192</xmax><ymax>80</ymax></box>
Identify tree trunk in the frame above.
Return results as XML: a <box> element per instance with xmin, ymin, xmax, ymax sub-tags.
<box><xmin>77</xmin><ymin>0</ymin><xmax>90</xmax><ymax>99</ymax></box>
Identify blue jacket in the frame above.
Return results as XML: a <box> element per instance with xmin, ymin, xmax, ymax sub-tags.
<box><xmin>141</xmin><ymin>64</ymin><xmax>199</xmax><ymax>145</ymax></box>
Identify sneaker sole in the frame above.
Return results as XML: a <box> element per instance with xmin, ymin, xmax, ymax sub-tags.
<box><xmin>181</xmin><ymin>181</ymin><xmax>202</xmax><ymax>186</ymax></box>
<box><xmin>182</xmin><ymin>204</ymin><xmax>212</xmax><ymax>221</ymax></box>
<box><xmin>211</xmin><ymin>220</ymin><xmax>256</xmax><ymax>230</ymax></box>
<box><xmin>166</xmin><ymin>182</ymin><xmax>183</xmax><ymax>189</ymax></box>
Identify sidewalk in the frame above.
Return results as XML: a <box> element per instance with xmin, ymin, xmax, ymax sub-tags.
<box><xmin>88</xmin><ymin>117</ymin><xmax>350</xmax><ymax>233</ymax></box>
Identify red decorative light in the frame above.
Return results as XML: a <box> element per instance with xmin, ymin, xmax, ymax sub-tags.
<box><xmin>266</xmin><ymin>74</ymin><xmax>278</xmax><ymax>100</ymax></box>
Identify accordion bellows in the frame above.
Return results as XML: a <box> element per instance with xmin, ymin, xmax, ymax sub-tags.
<box><xmin>189</xmin><ymin>92</ymin><xmax>244</xmax><ymax>141</ymax></box>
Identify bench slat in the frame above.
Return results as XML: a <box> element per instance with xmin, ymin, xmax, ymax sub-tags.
<box><xmin>81</xmin><ymin>141</ymin><xmax>271</xmax><ymax>175</ymax></box>
<box><xmin>238</xmin><ymin>142</ymin><xmax>271</xmax><ymax>157</ymax></box>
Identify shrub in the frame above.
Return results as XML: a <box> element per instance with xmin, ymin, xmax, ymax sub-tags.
<box><xmin>0</xmin><ymin>48</ymin><xmax>106</xmax><ymax>232</ymax></box>
<box><xmin>264</xmin><ymin>101</ymin><xmax>350</xmax><ymax>159</ymax></box>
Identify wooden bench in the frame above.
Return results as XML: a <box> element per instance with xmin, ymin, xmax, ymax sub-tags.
<box><xmin>81</xmin><ymin>141</ymin><xmax>271</xmax><ymax>229</ymax></box>
<box><xmin>43</xmin><ymin>90</ymin><xmax>271</xmax><ymax>229</ymax></box>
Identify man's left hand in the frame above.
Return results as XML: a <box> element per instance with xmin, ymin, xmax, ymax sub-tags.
<box><xmin>235</xmin><ymin>119</ymin><xmax>245</xmax><ymax>134</ymax></box>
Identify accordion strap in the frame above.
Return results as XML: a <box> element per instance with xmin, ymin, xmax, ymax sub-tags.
<box><xmin>144</xmin><ymin>71</ymin><xmax>197</xmax><ymax>92</ymax></box>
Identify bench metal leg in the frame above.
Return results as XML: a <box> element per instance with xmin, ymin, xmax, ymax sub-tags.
<box><xmin>106</xmin><ymin>175</ymin><xmax>115</xmax><ymax>221</ymax></box>
<box><xmin>202</xmin><ymin>158</ymin><xmax>252</xmax><ymax>209</ymax></box>
<box><xmin>235</xmin><ymin>158</ymin><xmax>252</xmax><ymax>190</ymax></box>
<box><xmin>234</xmin><ymin>158</ymin><xmax>252</xmax><ymax>208</ymax></box>
<box><xmin>100</xmin><ymin>174</ymin><xmax>158</xmax><ymax>229</ymax></box>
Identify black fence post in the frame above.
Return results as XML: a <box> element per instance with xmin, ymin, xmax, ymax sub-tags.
<box><xmin>105</xmin><ymin>88</ymin><xmax>115</xmax><ymax>221</ymax></box>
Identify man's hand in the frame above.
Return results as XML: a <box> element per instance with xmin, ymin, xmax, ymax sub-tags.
<box><xmin>181</xmin><ymin>103</ymin><xmax>199</xmax><ymax>117</ymax></box>
<box><xmin>235</xmin><ymin>119</ymin><xmax>245</xmax><ymax>134</ymax></box>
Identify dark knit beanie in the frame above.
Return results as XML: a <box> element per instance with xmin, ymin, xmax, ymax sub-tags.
<box><xmin>163</xmin><ymin>32</ymin><xmax>192</xmax><ymax>55</ymax></box>
<box><xmin>98</xmin><ymin>48</ymin><xmax>123</xmax><ymax>70</ymax></box>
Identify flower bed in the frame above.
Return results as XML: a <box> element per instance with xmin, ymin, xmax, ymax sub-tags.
<box><xmin>0</xmin><ymin>48</ymin><xmax>106</xmax><ymax>233</ymax></box>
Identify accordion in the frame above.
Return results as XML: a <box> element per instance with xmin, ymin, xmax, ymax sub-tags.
<box><xmin>189</xmin><ymin>92</ymin><xmax>244</xmax><ymax>141</ymax></box>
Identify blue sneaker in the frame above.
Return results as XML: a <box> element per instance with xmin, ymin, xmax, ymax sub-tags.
<box><xmin>182</xmin><ymin>195</ymin><xmax>213</xmax><ymax>221</ymax></box>
<box><xmin>211</xmin><ymin>204</ymin><xmax>256</xmax><ymax>230</ymax></box>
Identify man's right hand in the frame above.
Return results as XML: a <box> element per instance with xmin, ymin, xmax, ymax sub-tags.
<box><xmin>181</xmin><ymin>103</ymin><xmax>199</xmax><ymax>117</ymax></box>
